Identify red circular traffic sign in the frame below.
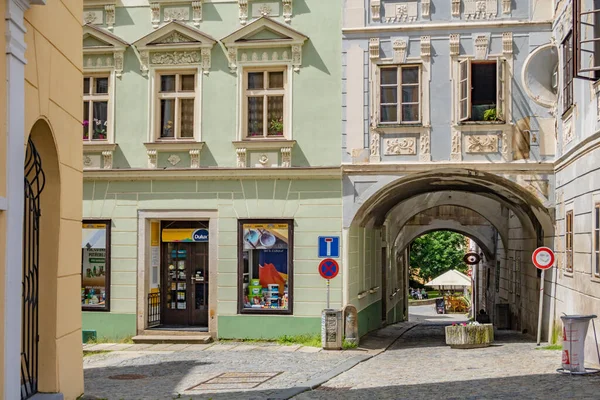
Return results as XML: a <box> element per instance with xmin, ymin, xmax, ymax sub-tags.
<box><xmin>319</xmin><ymin>258</ymin><xmax>339</xmax><ymax>279</ymax></box>
<box><xmin>532</xmin><ymin>247</ymin><xmax>555</xmax><ymax>270</ymax></box>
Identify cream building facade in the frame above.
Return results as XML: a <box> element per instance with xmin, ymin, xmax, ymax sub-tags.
<box><xmin>1</xmin><ymin>0</ymin><xmax>84</xmax><ymax>398</ymax></box>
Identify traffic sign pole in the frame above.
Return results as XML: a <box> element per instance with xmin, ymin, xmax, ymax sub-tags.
<box><xmin>532</xmin><ymin>247</ymin><xmax>555</xmax><ymax>346</ymax></box>
<box><xmin>326</xmin><ymin>279</ymin><xmax>330</xmax><ymax>309</ymax></box>
<box><xmin>537</xmin><ymin>269</ymin><xmax>545</xmax><ymax>346</ymax></box>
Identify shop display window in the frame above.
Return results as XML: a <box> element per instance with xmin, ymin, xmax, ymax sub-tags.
<box><xmin>238</xmin><ymin>220</ymin><xmax>293</xmax><ymax>314</ymax></box>
<box><xmin>81</xmin><ymin>220</ymin><xmax>111</xmax><ymax>311</ymax></box>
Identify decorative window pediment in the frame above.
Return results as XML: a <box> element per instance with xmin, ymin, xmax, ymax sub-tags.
<box><xmin>83</xmin><ymin>24</ymin><xmax>128</xmax><ymax>77</ymax></box>
<box><xmin>222</xmin><ymin>16</ymin><xmax>308</xmax><ymax>73</ymax></box>
<box><xmin>134</xmin><ymin>21</ymin><xmax>216</xmax><ymax>76</ymax></box>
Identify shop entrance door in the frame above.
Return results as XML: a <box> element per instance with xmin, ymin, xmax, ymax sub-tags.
<box><xmin>161</xmin><ymin>241</ymin><xmax>209</xmax><ymax>327</ymax></box>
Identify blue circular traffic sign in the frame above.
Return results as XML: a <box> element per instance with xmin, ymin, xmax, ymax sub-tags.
<box><xmin>319</xmin><ymin>258</ymin><xmax>339</xmax><ymax>279</ymax></box>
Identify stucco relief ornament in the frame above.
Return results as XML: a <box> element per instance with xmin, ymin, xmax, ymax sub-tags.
<box><xmin>105</xmin><ymin>4</ymin><xmax>115</xmax><ymax>30</ymax></box>
<box><xmin>466</xmin><ymin>135</ymin><xmax>498</xmax><ymax>153</ymax></box>
<box><xmin>228</xmin><ymin>47</ymin><xmax>238</xmax><ymax>73</ymax></box>
<box><xmin>236</xmin><ymin>148</ymin><xmax>247</xmax><ymax>168</ymax></box>
<box><xmin>384</xmin><ymin>138</ymin><xmax>416</xmax><ymax>155</ymax></box>
<box><xmin>464</xmin><ymin>0</ymin><xmax>498</xmax><ymax>20</ymax></box>
<box><xmin>151</xmin><ymin>51</ymin><xmax>201</xmax><ymax>65</ymax></box>
<box><xmin>164</xmin><ymin>7</ymin><xmax>190</xmax><ymax>22</ymax></box>
<box><xmin>151</xmin><ymin>3</ymin><xmax>160</xmax><ymax>29</ymax></box>
<box><xmin>282</xmin><ymin>0</ymin><xmax>293</xmax><ymax>23</ymax></box>
<box><xmin>258</xmin><ymin>4</ymin><xmax>273</xmax><ymax>16</ymax></box>
<box><xmin>102</xmin><ymin>151</ymin><xmax>113</xmax><ymax>169</ymax></box>
<box><xmin>451</xmin><ymin>131</ymin><xmax>461</xmax><ymax>161</ymax></box>
<box><xmin>192</xmin><ymin>1</ymin><xmax>203</xmax><ymax>27</ymax></box>
<box><xmin>419</xmin><ymin>131</ymin><xmax>430</xmax><ymax>161</ymax></box>
<box><xmin>371</xmin><ymin>0</ymin><xmax>381</xmax><ymax>22</ymax></box>
<box><xmin>258</xmin><ymin>154</ymin><xmax>269</xmax><ymax>166</ymax></box>
<box><xmin>140</xmin><ymin>51</ymin><xmax>150</xmax><ymax>76</ymax></box>
<box><xmin>292</xmin><ymin>45</ymin><xmax>302</xmax><ymax>72</ymax></box>
<box><xmin>201</xmin><ymin>48</ymin><xmax>211</xmax><ymax>74</ymax></box>
<box><xmin>422</xmin><ymin>0</ymin><xmax>431</xmax><ymax>18</ymax></box>
<box><xmin>281</xmin><ymin>148</ymin><xmax>292</xmax><ymax>167</ymax></box>
<box><xmin>83</xmin><ymin>11</ymin><xmax>98</xmax><ymax>24</ymax></box>
<box><xmin>159</xmin><ymin>32</ymin><xmax>193</xmax><ymax>44</ymax></box>
<box><xmin>239</xmin><ymin>0</ymin><xmax>249</xmax><ymax>25</ymax></box>
<box><xmin>189</xmin><ymin>149</ymin><xmax>201</xmax><ymax>169</ymax></box>
<box><xmin>370</xmin><ymin>132</ymin><xmax>380</xmax><ymax>157</ymax></box>
<box><xmin>83</xmin><ymin>155</ymin><xmax>93</xmax><ymax>167</ymax></box>
<box><xmin>168</xmin><ymin>154</ymin><xmax>181</xmax><ymax>166</ymax></box>
<box><xmin>501</xmin><ymin>131</ymin><xmax>510</xmax><ymax>159</ymax></box>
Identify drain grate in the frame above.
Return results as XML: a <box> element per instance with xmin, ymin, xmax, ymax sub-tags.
<box><xmin>108</xmin><ymin>374</ymin><xmax>147</xmax><ymax>380</ymax></box>
<box><xmin>187</xmin><ymin>372</ymin><xmax>282</xmax><ymax>390</ymax></box>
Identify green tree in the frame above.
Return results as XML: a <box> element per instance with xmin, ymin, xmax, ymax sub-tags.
<box><xmin>409</xmin><ymin>231</ymin><xmax>468</xmax><ymax>283</ymax></box>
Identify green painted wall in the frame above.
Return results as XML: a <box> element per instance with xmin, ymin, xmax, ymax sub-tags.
<box><xmin>217</xmin><ymin>315</ymin><xmax>320</xmax><ymax>339</ymax></box>
<box><xmin>103</xmin><ymin>1</ymin><xmax>342</xmax><ymax>169</ymax></box>
<box><xmin>82</xmin><ymin>177</ymin><xmax>343</xmax><ymax>339</ymax></box>
<box><xmin>82</xmin><ymin>312</ymin><xmax>136</xmax><ymax>341</ymax></box>
<box><xmin>358</xmin><ymin>300</ymin><xmax>382</xmax><ymax>337</ymax></box>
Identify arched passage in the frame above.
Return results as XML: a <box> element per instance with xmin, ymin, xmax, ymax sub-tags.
<box><xmin>343</xmin><ymin>169</ymin><xmax>554</xmax><ymax>340</ymax></box>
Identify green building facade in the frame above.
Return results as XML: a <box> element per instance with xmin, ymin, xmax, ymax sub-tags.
<box><xmin>81</xmin><ymin>0</ymin><xmax>342</xmax><ymax>340</ymax></box>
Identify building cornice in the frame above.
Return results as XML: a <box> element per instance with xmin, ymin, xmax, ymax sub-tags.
<box><xmin>83</xmin><ymin>166</ymin><xmax>342</xmax><ymax>181</ymax></box>
<box><xmin>555</xmin><ymin>131</ymin><xmax>600</xmax><ymax>173</ymax></box>
<box><xmin>342</xmin><ymin>162</ymin><xmax>555</xmax><ymax>175</ymax></box>
<box><xmin>343</xmin><ymin>20</ymin><xmax>552</xmax><ymax>35</ymax></box>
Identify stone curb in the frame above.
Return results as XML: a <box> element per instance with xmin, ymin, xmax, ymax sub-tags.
<box><xmin>273</xmin><ymin>354</ymin><xmax>372</xmax><ymax>399</ymax></box>
<box><xmin>275</xmin><ymin>322</ymin><xmax>421</xmax><ymax>399</ymax></box>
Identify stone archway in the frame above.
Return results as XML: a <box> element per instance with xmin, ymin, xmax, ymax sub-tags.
<box><xmin>343</xmin><ymin>168</ymin><xmax>555</xmax><ymax>340</ymax></box>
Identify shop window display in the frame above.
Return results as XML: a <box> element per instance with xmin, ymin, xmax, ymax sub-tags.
<box><xmin>81</xmin><ymin>220</ymin><xmax>111</xmax><ymax>311</ymax></box>
<box><xmin>239</xmin><ymin>220</ymin><xmax>293</xmax><ymax>314</ymax></box>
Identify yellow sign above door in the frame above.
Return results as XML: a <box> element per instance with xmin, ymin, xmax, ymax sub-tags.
<box><xmin>161</xmin><ymin>228</ymin><xmax>209</xmax><ymax>243</ymax></box>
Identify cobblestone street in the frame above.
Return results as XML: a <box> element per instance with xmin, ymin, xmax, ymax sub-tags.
<box><xmin>296</xmin><ymin>307</ymin><xmax>600</xmax><ymax>400</ymax></box>
<box><xmin>82</xmin><ymin>306</ymin><xmax>600</xmax><ymax>400</ymax></box>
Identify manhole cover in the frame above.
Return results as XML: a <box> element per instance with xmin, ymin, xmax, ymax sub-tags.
<box><xmin>108</xmin><ymin>374</ymin><xmax>147</xmax><ymax>380</ymax></box>
<box><xmin>187</xmin><ymin>372</ymin><xmax>282</xmax><ymax>390</ymax></box>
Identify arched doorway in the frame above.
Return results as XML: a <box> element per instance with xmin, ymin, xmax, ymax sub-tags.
<box><xmin>22</xmin><ymin>120</ymin><xmax>61</xmax><ymax>398</ymax></box>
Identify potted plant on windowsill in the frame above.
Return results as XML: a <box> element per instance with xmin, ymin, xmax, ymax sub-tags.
<box><xmin>268</xmin><ymin>117</ymin><xmax>284</xmax><ymax>137</ymax></box>
<box><xmin>83</xmin><ymin>120</ymin><xmax>89</xmax><ymax>140</ymax></box>
<box><xmin>482</xmin><ymin>107</ymin><xmax>503</xmax><ymax>123</ymax></box>
<box><xmin>94</xmin><ymin>118</ymin><xmax>108</xmax><ymax>140</ymax></box>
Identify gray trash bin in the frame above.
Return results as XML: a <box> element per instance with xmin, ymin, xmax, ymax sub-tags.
<box><xmin>321</xmin><ymin>309</ymin><xmax>342</xmax><ymax>350</ymax></box>
<box><xmin>559</xmin><ymin>314</ymin><xmax>598</xmax><ymax>374</ymax></box>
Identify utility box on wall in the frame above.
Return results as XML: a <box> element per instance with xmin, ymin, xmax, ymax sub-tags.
<box><xmin>321</xmin><ymin>309</ymin><xmax>343</xmax><ymax>350</ymax></box>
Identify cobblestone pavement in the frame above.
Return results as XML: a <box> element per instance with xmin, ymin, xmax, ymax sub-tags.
<box><xmin>83</xmin><ymin>342</ymin><xmax>360</xmax><ymax>400</ymax></box>
<box><xmin>295</xmin><ymin>322</ymin><xmax>600</xmax><ymax>400</ymax></box>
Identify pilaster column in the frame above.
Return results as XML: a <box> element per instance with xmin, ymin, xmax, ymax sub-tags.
<box><xmin>4</xmin><ymin>1</ymin><xmax>33</xmax><ymax>398</ymax></box>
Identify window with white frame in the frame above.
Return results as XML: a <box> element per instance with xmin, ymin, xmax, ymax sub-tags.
<box><xmin>562</xmin><ymin>32</ymin><xmax>574</xmax><ymax>112</ymax></box>
<box><xmin>573</xmin><ymin>0</ymin><xmax>600</xmax><ymax>80</ymax></box>
<box><xmin>380</xmin><ymin>65</ymin><xmax>421</xmax><ymax>124</ymax></box>
<box><xmin>458</xmin><ymin>59</ymin><xmax>506</xmax><ymax>122</ymax></box>
<box><xmin>156</xmin><ymin>72</ymin><xmax>196</xmax><ymax>139</ymax></box>
<box><xmin>83</xmin><ymin>76</ymin><xmax>110</xmax><ymax>141</ymax></box>
<box><xmin>594</xmin><ymin>203</ymin><xmax>600</xmax><ymax>276</ymax></box>
<box><xmin>566</xmin><ymin>209</ymin><xmax>574</xmax><ymax>273</ymax></box>
<box><xmin>243</xmin><ymin>68</ymin><xmax>287</xmax><ymax>138</ymax></box>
